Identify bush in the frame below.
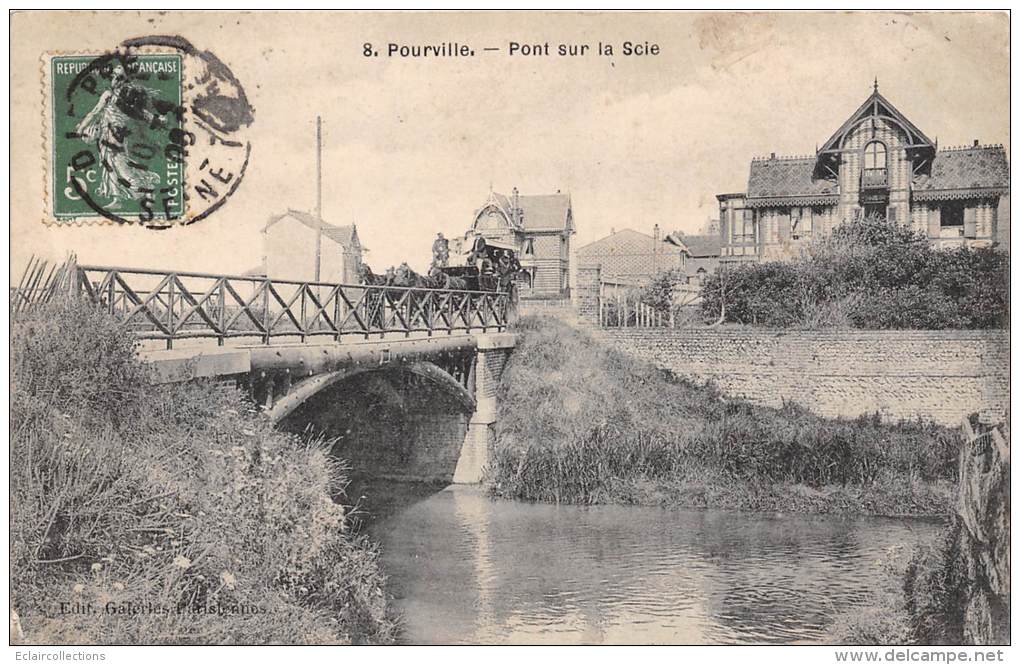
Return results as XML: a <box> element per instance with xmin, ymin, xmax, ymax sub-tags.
<box><xmin>835</xmin><ymin>519</ymin><xmax>969</xmax><ymax>645</ymax></box>
<box><xmin>11</xmin><ymin>297</ymin><xmax>396</xmax><ymax>645</ymax></box>
<box><xmin>487</xmin><ymin>316</ymin><xmax>958</xmax><ymax>509</ymax></box>
<box><xmin>699</xmin><ymin>214</ymin><xmax>1009</xmax><ymax>329</ymax></box>
<box><xmin>903</xmin><ymin>519</ymin><xmax>969</xmax><ymax>644</ymax></box>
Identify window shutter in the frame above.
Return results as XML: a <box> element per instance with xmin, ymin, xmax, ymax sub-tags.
<box><xmin>927</xmin><ymin>207</ymin><xmax>941</xmax><ymax>239</ymax></box>
<box><xmin>721</xmin><ymin>210</ymin><xmax>730</xmax><ymax>245</ymax></box>
<box><xmin>991</xmin><ymin>200</ymin><xmax>999</xmax><ymax>241</ymax></box>
<box><xmin>964</xmin><ymin>206</ymin><xmax>977</xmax><ymax>238</ymax></box>
<box><xmin>778</xmin><ymin>211</ymin><xmax>791</xmax><ymax>241</ymax></box>
<box><xmin>743</xmin><ymin>209</ymin><xmax>755</xmax><ymax>243</ymax></box>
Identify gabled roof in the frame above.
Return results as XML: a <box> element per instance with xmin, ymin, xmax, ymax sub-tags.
<box><xmin>577</xmin><ymin>228</ymin><xmax>688</xmax><ymax>260</ymax></box>
<box><xmin>474</xmin><ymin>190</ymin><xmax>573</xmax><ymax>233</ymax></box>
<box><xmin>746</xmin><ymin>157</ymin><xmax>839</xmax><ymax>207</ymax></box>
<box><xmin>674</xmin><ymin>233</ymin><xmax>721</xmax><ymax>258</ymax></box>
<box><xmin>818</xmin><ymin>88</ymin><xmax>935</xmax><ymax>154</ymax></box>
<box><xmin>913</xmin><ymin>145</ymin><xmax>1010</xmax><ymax>201</ymax></box>
<box><xmin>517</xmin><ymin>194</ymin><xmax>572</xmax><ymax>231</ymax></box>
<box><xmin>264</xmin><ymin>209</ymin><xmax>362</xmax><ymax>250</ymax></box>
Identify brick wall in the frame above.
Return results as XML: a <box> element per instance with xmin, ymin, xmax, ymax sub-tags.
<box><xmin>575</xmin><ymin>266</ymin><xmax>601</xmax><ymax>321</ymax></box>
<box><xmin>596</xmin><ymin>327</ymin><xmax>1009</xmax><ymax>426</ymax></box>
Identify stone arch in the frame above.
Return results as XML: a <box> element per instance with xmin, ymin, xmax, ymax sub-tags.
<box><xmin>276</xmin><ymin>360</ymin><xmax>480</xmax><ymax>483</ymax></box>
<box><xmin>267</xmin><ymin>360</ymin><xmax>476</xmax><ymax>423</ymax></box>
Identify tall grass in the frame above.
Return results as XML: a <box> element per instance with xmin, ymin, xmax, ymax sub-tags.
<box><xmin>487</xmin><ymin>316</ymin><xmax>957</xmax><ymax>513</ymax></box>
<box><xmin>11</xmin><ymin>297</ymin><xmax>396</xmax><ymax>644</ymax></box>
<box><xmin>831</xmin><ymin>518</ymin><xmax>970</xmax><ymax>645</ymax></box>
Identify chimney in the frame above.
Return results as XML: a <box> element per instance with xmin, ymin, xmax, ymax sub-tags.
<box><xmin>770</xmin><ymin>152</ymin><xmax>776</xmax><ymax>159</ymax></box>
<box><xmin>974</xmin><ymin>139</ymin><xmax>980</xmax><ymax>147</ymax></box>
<box><xmin>512</xmin><ymin>187</ymin><xmax>520</xmax><ymax>224</ymax></box>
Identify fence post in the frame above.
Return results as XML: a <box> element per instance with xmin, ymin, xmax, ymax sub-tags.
<box><xmin>166</xmin><ymin>275</ymin><xmax>175</xmax><ymax>350</ymax></box>
<box><xmin>300</xmin><ymin>284</ymin><xmax>307</xmax><ymax>343</ymax></box>
<box><xmin>107</xmin><ymin>272</ymin><xmax>115</xmax><ymax>316</ymax></box>
<box><xmin>334</xmin><ymin>285</ymin><xmax>343</xmax><ymax>343</ymax></box>
<box><xmin>68</xmin><ymin>258</ymin><xmax>80</xmax><ymax>300</ymax></box>
<box><xmin>263</xmin><ymin>280</ymin><xmax>271</xmax><ymax>345</ymax></box>
<box><xmin>218</xmin><ymin>278</ymin><xmax>226</xmax><ymax>346</ymax></box>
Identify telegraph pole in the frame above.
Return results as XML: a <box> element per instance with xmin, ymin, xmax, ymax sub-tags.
<box><xmin>314</xmin><ymin>115</ymin><xmax>323</xmax><ymax>282</ymax></box>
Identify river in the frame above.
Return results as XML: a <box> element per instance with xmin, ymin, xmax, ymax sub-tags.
<box><xmin>352</xmin><ymin>480</ymin><xmax>941</xmax><ymax>645</ymax></box>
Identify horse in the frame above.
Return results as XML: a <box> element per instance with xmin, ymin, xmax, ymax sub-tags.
<box><xmin>357</xmin><ymin>263</ymin><xmax>392</xmax><ymax>329</ymax></box>
<box><xmin>357</xmin><ymin>262</ymin><xmax>390</xmax><ymax>286</ymax></box>
<box><xmin>393</xmin><ymin>262</ymin><xmax>429</xmax><ymax>288</ymax></box>
<box><xmin>427</xmin><ymin>265</ymin><xmax>469</xmax><ymax>290</ymax></box>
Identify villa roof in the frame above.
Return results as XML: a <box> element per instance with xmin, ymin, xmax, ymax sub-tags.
<box><xmin>517</xmin><ymin>194</ymin><xmax>572</xmax><ymax>230</ymax></box>
<box><xmin>913</xmin><ymin>145</ymin><xmax>1010</xmax><ymax>201</ymax></box>
<box><xmin>818</xmin><ymin>88</ymin><xmax>935</xmax><ymax>154</ymax></box>
<box><xmin>746</xmin><ymin>157</ymin><xmax>839</xmax><ymax>207</ymax></box>
<box><xmin>477</xmin><ymin>191</ymin><xmax>573</xmax><ymax>232</ymax></box>
<box><xmin>675</xmin><ymin>233</ymin><xmax>721</xmax><ymax>258</ymax></box>
<box><xmin>577</xmin><ymin>228</ymin><xmax>688</xmax><ymax>261</ymax></box>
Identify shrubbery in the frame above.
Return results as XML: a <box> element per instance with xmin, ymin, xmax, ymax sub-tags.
<box><xmin>487</xmin><ymin>316</ymin><xmax>957</xmax><ymax>511</ymax></box>
<box><xmin>832</xmin><ymin>517</ymin><xmax>971</xmax><ymax>645</ymax></box>
<box><xmin>11</xmin><ymin>298</ymin><xmax>396</xmax><ymax>644</ymax></box>
<box><xmin>699</xmin><ymin>214</ymin><xmax>1009</xmax><ymax>329</ymax></box>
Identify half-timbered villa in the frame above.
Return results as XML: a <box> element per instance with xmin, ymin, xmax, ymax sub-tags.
<box><xmin>717</xmin><ymin>83</ymin><xmax>1010</xmax><ymax>262</ymax></box>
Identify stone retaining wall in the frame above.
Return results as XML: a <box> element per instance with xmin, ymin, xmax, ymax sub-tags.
<box><xmin>596</xmin><ymin>327</ymin><xmax>1009</xmax><ymax>426</ymax></box>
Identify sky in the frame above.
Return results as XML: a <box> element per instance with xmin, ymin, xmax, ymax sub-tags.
<box><xmin>10</xmin><ymin>11</ymin><xmax>1010</xmax><ymax>276</ymax></box>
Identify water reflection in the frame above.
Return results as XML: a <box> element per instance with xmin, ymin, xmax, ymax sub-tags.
<box><xmin>367</xmin><ymin>484</ymin><xmax>941</xmax><ymax>645</ymax></box>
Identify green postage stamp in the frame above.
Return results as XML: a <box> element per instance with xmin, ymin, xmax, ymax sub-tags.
<box><xmin>42</xmin><ymin>39</ymin><xmax>254</xmax><ymax>227</ymax></box>
<box><xmin>46</xmin><ymin>53</ymin><xmax>185</xmax><ymax>224</ymax></box>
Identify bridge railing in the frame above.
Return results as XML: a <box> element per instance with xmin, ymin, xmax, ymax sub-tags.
<box><xmin>74</xmin><ymin>265</ymin><xmax>511</xmax><ymax>348</ymax></box>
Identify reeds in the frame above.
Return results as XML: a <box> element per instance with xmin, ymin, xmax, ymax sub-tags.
<box><xmin>487</xmin><ymin>316</ymin><xmax>958</xmax><ymax>511</ymax></box>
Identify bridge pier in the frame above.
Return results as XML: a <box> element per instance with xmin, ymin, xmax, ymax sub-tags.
<box><xmin>453</xmin><ymin>335</ymin><xmax>514</xmax><ymax>484</ymax></box>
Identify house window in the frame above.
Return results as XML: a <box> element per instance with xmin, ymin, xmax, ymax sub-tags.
<box><xmin>732</xmin><ymin>208</ymin><xmax>755</xmax><ymax>244</ymax></box>
<box><xmin>523</xmin><ymin>238</ymin><xmax>535</xmax><ymax>256</ymax></box>
<box><xmin>863</xmin><ymin>141</ymin><xmax>887</xmax><ymax>170</ymax></box>
<box><xmin>941</xmin><ymin>202</ymin><xmax>965</xmax><ymax>227</ymax></box>
<box><xmin>862</xmin><ymin>141</ymin><xmax>888</xmax><ymax>189</ymax></box>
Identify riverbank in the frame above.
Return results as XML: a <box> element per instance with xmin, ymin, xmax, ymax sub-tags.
<box><xmin>834</xmin><ymin>419</ymin><xmax>1010</xmax><ymax>645</ymax></box>
<box><xmin>11</xmin><ymin>298</ymin><xmax>396</xmax><ymax>645</ymax></box>
<box><xmin>486</xmin><ymin>316</ymin><xmax>957</xmax><ymax>516</ymax></box>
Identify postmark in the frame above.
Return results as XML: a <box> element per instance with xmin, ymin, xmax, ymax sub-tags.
<box><xmin>42</xmin><ymin>35</ymin><xmax>254</xmax><ymax>227</ymax></box>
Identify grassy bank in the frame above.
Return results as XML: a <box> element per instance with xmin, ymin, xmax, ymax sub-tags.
<box><xmin>831</xmin><ymin>519</ymin><xmax>969</xmax><ymax>644</ymax></box>
<box><xmin>11</xmin><ymin>298</ymin><xmax>396</xmax><ymax>644</ymax></box>
<box><xmin>486</xmin><ymin>316</ymin><xmax>956</xmax><ymax>515</ymax></box>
